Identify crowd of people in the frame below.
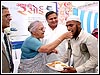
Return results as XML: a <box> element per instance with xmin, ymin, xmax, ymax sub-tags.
<box><xmin>2</xmin><ymin>5</ymin><xmax>98</xmax><ymax>73</ymax></box>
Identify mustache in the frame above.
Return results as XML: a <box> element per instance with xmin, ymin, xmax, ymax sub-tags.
<box><xmin>68</xmin><ymin>30</ymin><xmax>73</xmax><ymax>32</ymax></box>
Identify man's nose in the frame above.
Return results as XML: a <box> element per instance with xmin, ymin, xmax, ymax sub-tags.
<box><xmin>8</xmin><ymin>16</ymin><xmax>12</xmax><ymax>20</ymax></box>
<box><xmin>67</xmin><ymin>26</ymin><xmax>71</xmax><ymax>31</ymax></box>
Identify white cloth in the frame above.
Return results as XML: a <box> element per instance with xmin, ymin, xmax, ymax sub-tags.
<box><xmin>42</xmin><ymin>24</ymin><xmax>68</xmax><ymax>73</ymax></box>
<box><xmin>70</xmin><ymin>30</ymin><xmax>98</xmax><ymax>73</ymax></box>
<box><xmin>66</xmin><ymin>15</ymin><xmax>81</xmax><ymax>23</ymax></box>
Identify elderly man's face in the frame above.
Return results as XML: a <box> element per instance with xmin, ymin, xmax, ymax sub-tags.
<box><xmin>66</xmin><ymin>20</ymin><xmax>81</xmax><ymax>38</ymax></box>
<box><xmin>2</xmin><ymin>9</ymin><xmax>12</xmax><ymax>29</ymax></box>
<box><xmin>66</xmin><ymin>21</ymin><xmax>77</xmax><ymax>34</ymax></box>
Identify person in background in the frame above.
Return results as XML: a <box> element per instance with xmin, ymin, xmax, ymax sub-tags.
<box><xmin>59</xmin><ymin>15</ymin><xmax>98</xmax><ymax>73</ymax></box>
<box><xmin>2</xmin><ymin>5</ymin><xmax>14</xmax><ymax>73</ymax></box>
<box><xmin>92</xmin><ymin>28</ymin><xmax>98</xmax><ymax>39</ymax></box>
<box><xmin>41</xmin><ymin>11</ymin><xmax>68</xmax><ymax>73</ymax></box>
<box><xmin>92</xmin><ymin>28</ymin><xmax>98</xmax><ymax>73</ymax></box>
<box><xmin>18</xmin><ymin>20</ymin><xmax>73</xmax><ymax>73</ymax></box>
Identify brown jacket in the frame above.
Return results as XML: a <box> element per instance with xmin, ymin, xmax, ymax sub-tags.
<box><xmin>2</xmin><ymin>33</ymin><xmax>14</xmax><ymax>73</ymax></box>
<box><xmin>2</xmin><ymin>43</ymin><xmax>11</xmax><ymax>73</ymax></box>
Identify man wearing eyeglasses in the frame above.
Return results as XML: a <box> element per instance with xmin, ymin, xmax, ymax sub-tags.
<box><xmin>2</xmin><ymin>5</ymin><xmax>14</xmax><ymax>73</ymax></box>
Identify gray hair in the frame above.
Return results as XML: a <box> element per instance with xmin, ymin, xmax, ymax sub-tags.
<box><xmin>28</xmin><ymin>20</ymin><xmax>41</xmax><ymax>33</ymax></box>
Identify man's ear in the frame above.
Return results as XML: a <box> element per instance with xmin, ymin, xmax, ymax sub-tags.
<box><xmin>77</xmin><ymin>21</ymin><xmax>81</xmax><ymax>29</ymax></box>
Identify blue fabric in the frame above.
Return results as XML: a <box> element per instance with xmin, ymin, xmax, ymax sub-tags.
<box><xmin>73</xmin><ymin>8</ymin><xmax>78</xmax><ymax>16</ymax></box>
<box><xmin>79</xmin><ymin>10</ymin><xmax>85</xmax><ymax>30</ymax></box>
<box><xmin>87</xmin><ymin>11</ymin><xmax>92</xmax><ymax>33</ymax></box>
<box><xmin>21</xmin><ymin>36</ymin><xmax>43</xmax><ymax>59</ymax></box>
<box><xmin>94</xmin><ymin>13</ymin><xmax>98</xmax><ymax>29</ymax></box>
<box><xmin>11</xmin><ymin>41</ymin><xmax>24</xmax><ymax>49</ymax></box>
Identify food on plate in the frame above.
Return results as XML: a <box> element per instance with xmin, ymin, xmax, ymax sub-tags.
<box><xmin>55</xmin><ymin>64</ymin><xmax>64</xmax><ymax>70</ymax></box>
<box><xmin>47</xmin><ymin>61</ymin><xmax>67</xmax><ymax>68</ymax></box>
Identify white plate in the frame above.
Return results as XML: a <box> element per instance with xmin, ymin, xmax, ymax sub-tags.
<box><xmin>46</xmin><ymin>61</ymin><xmax>68</xmax><ymax>71</ymax></box>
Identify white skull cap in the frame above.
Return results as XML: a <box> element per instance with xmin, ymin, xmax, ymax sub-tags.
<box><xmin>66</xmin><ymin>15</ymin><xmax>81</xmax><ymax>23</ymax></box>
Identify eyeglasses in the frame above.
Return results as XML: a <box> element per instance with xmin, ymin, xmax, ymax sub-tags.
<box><xmin>3</xmin><ymin>14</ymin><xmax>11</xmax><ymax>18</ymax></box>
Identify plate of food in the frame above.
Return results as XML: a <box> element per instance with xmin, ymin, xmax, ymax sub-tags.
<box><xmin>46</xmin><ymin>61</ymin><xmax>68</xmax><ymax>71</ymax></box>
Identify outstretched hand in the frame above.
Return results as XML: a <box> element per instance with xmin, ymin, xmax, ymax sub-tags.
<box><xmin>47</xmin><ymin>49</ymin><xmax>58</xmax><ymax>55</ymax></box>
<box><xmin>58</xmin><ymin>66</ymin><xmax>77</xmax><ymax>73</ymax></box>
<box><xmin>65</xmin><ymin>31</ymin><xmax>73</xmax><ymax>39</ymax></box>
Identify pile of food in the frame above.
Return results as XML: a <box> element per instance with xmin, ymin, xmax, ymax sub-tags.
<box><xmin>46</xmin><ymin>61</ymin><xmax>68</xmax><ymax>71</ymax></box>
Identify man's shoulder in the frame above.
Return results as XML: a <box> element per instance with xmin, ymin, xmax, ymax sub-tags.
<box><xmin>78</xmin><ymin>30</ymin><xmax>90</xmax><ymax>39</ymax></box>
<box><xmin>58</xmin><ymin>24</ymin><xmax>66</xmax><ymax>27</ymax></box>
<box><xmin>57</xmin><ymin>24</ymin><xmax>67</xmax><ymax>30</ymax></box>
<box><xmin>80</xmin><ymin>30</ymin><xmax>91</xmax><ymax>36</ymax></box>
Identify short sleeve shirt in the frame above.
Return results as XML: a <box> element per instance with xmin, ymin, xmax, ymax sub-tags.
<box><xmin>21</xmin><ymin>36</ymin><xmax>43</xmax><ymax>59</ymax></box>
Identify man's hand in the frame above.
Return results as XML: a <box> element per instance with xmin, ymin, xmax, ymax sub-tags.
<box><xmin>58</xmin><ymin>66</ymin><xmax>77</xmax><ymax>73</ymax></box>
<box><xmin>47</xmin><ymin>49</ymin><xmax>58</xmax><ymax>55</ymax></box>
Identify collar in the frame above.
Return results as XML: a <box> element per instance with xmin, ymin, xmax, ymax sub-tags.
<box><xmin>74</xmin><ymin>30</ymin><xmax>83</xmax><ymax>40</ymax></box>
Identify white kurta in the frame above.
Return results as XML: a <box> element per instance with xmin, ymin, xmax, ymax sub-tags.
<box><xmin>42</xmin><ymin>24</ymin><xmax>68</xmax><ymax>73</ymax></box>
<box><xmin>70</xmin><ymin>30</ymin><xmax>98</xmax><ymax>73</ymax></box>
